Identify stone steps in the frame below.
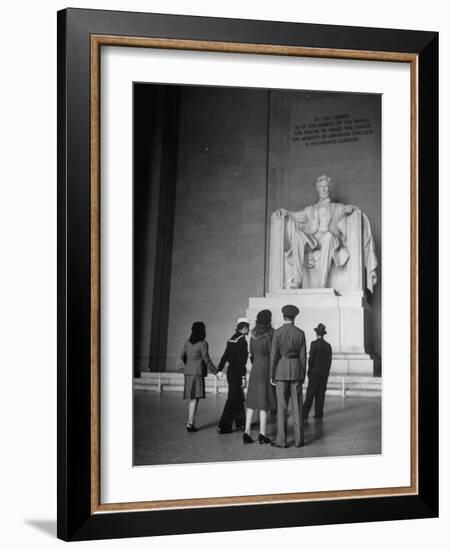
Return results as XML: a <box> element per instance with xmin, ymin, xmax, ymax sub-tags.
<box><xmin>133</xmin><ymin>371</ymin><xmax>381</xmax><ymax>397</ymax></box>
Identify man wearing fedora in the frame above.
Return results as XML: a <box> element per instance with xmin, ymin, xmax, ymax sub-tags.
<box><xmin>303</xmin><ymin>323</ymin><xmax>332</xmax><ymax>420</ymax></box>
<box><xmin>270</xmin><ymin>305</ymin><xmax>307</xmax><ymax>448</ymax></box>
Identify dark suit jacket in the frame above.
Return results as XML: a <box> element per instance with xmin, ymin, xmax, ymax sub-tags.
<box><xmin>270</xmin><ymin>323</ymin><xmax>306</xmax><ymax>382</ymax></box>
<box><xmin>308</xmin><ymin>338</ymin><xmax>332</xmax><ymax>377</ymax></box>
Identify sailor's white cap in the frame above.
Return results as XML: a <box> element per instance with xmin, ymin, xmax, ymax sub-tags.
<box><xmin>237</xmin><ymin>317</ymin><xmax>250</xmax><ymax>325</ymax></box>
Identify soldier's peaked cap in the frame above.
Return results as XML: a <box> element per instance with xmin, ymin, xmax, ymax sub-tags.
<box><xmin>282</xmin><ymin>304</ymin><xmax>299</xmax><ymax>318</ymax></box>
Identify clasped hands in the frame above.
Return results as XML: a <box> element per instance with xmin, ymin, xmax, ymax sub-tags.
<box><xmin>215</xmin><ymin>371</ymin><xmax>246</xmax><ymax>388</ymax></box>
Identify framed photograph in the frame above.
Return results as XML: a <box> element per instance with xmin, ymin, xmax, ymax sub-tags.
<box><xmin>57</xmin><ymin>8</ymin><xmax>438</xmax><ymax>541</ymax></box>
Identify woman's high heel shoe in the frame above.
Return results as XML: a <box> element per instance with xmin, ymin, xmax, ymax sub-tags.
<box><xmin>243</xmin><ymin>432</ymin><xmax>254</xmax><ymax>444</ymax></box>
<box><xmin>258</xmin><ymin>434</ymin><xmax>271</xmax><ymax>444</ymax></box>
<box><xmin>186</xmin><ymin>424</ymin><xmax>197</xmax><ymax>433</ymax></box>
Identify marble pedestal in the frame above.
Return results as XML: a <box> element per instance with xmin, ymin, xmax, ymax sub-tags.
<box><xmin>246</xmin><ymin>289</ymin><xmax>374</xmax><ymax>375</ymax></box>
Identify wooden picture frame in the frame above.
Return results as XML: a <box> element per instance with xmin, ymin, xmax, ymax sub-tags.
<box><xmin>57</xmin><ymin>8</ymin><xmax>438</xmax><ymax>541</ymax></box>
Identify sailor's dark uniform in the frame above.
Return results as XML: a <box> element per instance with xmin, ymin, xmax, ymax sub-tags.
<box><xmin>217</xmin><ymin>332</ymin><xmax>248</xmax><ymax>432</ymax></box>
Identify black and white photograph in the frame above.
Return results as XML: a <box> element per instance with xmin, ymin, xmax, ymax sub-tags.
<box><xmin>0</xmin><ymin>0</ymin><xmax>444</xmax><ymax>546</ymax></box>
<box><xmin>133</xmin><ymin>84</ymin><xmax>382</xmax><ymax>466</ymax></box>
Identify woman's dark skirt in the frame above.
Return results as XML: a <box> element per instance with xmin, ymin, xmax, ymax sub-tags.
<box><xmin>183</xmin><ymin>375</ymin><xmax>205</xmax><ymax>399</ymax></box>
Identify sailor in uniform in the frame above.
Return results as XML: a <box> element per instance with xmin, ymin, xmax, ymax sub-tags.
<box><xmin>217</xmin><ymin>317</ymin><xmax>250</xmax><ymax>434</ymax></box>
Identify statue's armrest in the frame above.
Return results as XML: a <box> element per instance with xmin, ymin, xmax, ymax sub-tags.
<box><xmin>345</xmin><ymin>209</ymin><xmax>362</xmax><ymax>238</ymax></box>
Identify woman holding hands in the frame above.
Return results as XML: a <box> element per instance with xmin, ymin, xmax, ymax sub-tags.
<box><xmin>179</xmin><ymin>321</ymin><xmax>218</xmax><ymax>432</ymax></box>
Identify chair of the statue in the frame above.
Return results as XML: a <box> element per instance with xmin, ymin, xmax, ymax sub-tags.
<box><xmin>268</xmin><ymin>209</ymin><xmax>365</xmax><ymax>294</ymax></box>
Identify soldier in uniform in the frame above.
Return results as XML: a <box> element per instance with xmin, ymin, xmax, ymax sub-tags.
<box><xmin>303</xmin><ymin>323</ymin><xmax>332</xmax><ymax>420</ymax></box>
<box><xmin>270</xmin><ymin>305</ymin><xmax>307</xmax><ymax>448</ymax></box>
<box><xmin>216</xmin><ymin>317</ymin><xmax>250</xmax><ymax>434</ymax></box>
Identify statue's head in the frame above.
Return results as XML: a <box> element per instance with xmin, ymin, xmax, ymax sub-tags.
<box><xmin>315</xmin><ymin>174</ymin><xmax>333</xmax><ymax>199</ymax></box>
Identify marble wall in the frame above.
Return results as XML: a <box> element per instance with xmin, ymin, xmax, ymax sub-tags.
<box><xmin>165</xmin><ymin>87</ymin><xmax>269</xmax><ymax>368</ymax></box>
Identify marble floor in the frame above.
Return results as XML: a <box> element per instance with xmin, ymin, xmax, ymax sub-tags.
<box><xmin>133</xmin><ymin>391</ymin><xmax>381</xmax><ymax>466</ymax></box>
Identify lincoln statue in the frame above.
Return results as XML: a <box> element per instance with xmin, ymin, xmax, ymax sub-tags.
<box><xmin>272</xmin><ymin>175</ymin><xmax>378</xmax><ymax>292</ymax></box>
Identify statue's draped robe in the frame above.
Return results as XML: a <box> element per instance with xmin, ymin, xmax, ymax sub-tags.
<box><xmin>361</xmin><ymin>212</ymin><xmax>378</xmax><ymax>292</ymax></box>
<box><xmin>284</xmin><ymin>201</ymin><xmax>377</xmax><ymax>291</ymax></box>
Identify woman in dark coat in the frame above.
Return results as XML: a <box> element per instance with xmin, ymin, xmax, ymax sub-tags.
<box><xmin>179</xmin><ymin>322</ymin><xmax>217</xmax><ymax>432</ymax></box>
<box><xmin>243</xmin><ymin>309</ymin><xmax>276</xmax><ymax>444</ymax></box>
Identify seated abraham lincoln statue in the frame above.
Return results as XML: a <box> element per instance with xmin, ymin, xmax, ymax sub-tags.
<box><xmin>271</xmin><ymin>175</ymin><xmax>378</xmax><ymax>293</ymax></box>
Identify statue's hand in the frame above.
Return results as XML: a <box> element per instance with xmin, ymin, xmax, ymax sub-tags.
<box><xmin>296</xmin><ymin>212</ymin><xmax>307</xmax><ymax>224</ymax></box>
<box><xmin>275</xmin><ymin>208</ymin><xmax>288</xmax><ymax>218</ymax></box>
<box><xmin>345</xmin><ymin>204</ymin><xmax>355</xmax><ymax>215</ymax></box>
